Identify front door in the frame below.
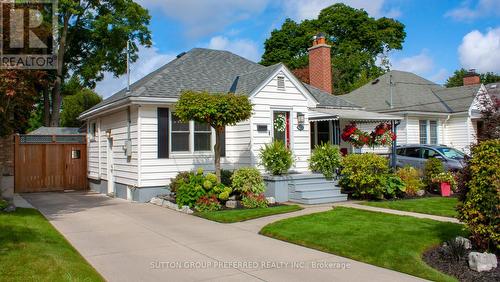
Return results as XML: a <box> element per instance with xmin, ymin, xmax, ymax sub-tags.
<box><xmin>273</xmin><ymin>111</ymin><xmax>290</xmax><ymax>147</ymax></box>
<box><xmin>106</xmin><ymin>137</ymin><xmax>115</xmax><ymax>194</ymax></box>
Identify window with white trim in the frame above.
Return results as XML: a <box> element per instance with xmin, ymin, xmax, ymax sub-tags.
<box><xmin>419</xmin><ymin>120</ymin><xmax>438</xmax><ymax>145</ymax></box>
<box><xmin>194</xmin><ymin>122</ymin><xmax>212</xmax><ymax>151</ymax></box>
<box><xmin>171</xmin><ymin>114</ymin><xmax>190</xmax><ymax>152</ymax></box>
<box><xmin>89</xmin><ymin>122</ymin><xmax>97</xmax><ymax>140</ymax></box>
<box><xmin>277</xmin><ymin>76</ymin><xmax>285</xmax><ymax>90</ymax></box>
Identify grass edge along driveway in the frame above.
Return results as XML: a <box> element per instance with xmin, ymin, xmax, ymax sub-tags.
<box><xmin>361</xmin><ymin>197</ymin><xmax>459</xmax><ymax>218</ymax></box>
<box><xmin>0</xmin><ymin>208</ymin><xmax>104</xmax><ymax>281</ymax></box>
<box><xmin>260</xmin><ymin>207</ymin><xmax>464</xmax><ymax>282</ymax></box>
<box><xmin>196</xmin><ymin>204</ymin><xmax>302</xmax><ymax>223</ymax></box>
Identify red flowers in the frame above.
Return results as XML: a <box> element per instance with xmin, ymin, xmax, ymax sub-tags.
<box><xmin>341</xmin><ymin>122</ymin><xmax>397</xmax><ymax>148</ymax></box>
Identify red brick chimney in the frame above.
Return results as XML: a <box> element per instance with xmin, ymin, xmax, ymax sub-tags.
<box><xmin>463</xmin><ymin>69</ymin><xmax>480</xmax><ymax>86</ymax></box>
<box><xmin>308</xmin><ymin>33</ymin><xmax>332</xmax><ymax>94</ymax></box>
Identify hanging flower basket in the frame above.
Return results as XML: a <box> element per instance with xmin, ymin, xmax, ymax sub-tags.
<box><xmin>341</xmin><ymin>122</ymin><xmax>397</xmax><ymax>148</ymax></box>
<box><xmin>341</xmin><ymin>123</ymin><xmax>371</xmax><ymax>148</ymax></box>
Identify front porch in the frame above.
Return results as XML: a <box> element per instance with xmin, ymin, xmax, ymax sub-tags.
<box><xmin>309</xmin><ymin>107</ymin><xmax>403</xmax><ymax>157</ymax></box>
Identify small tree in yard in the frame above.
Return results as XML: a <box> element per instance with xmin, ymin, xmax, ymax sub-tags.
<box><xmin>175</xmin><ymin>91</ymin><xmax>252</xmax><ymax>182</ymax></box>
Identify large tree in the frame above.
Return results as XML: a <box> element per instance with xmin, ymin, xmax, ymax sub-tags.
<box><xmin>60</xmin><ymin>88</ymin><xmax>102</xmax><ymax>127</ymax></box>
<box><xmin>0</xmin><ymin>70</ymin><xmax>43</xmax><ymax>203</ymax></box>
<box><xmin>445</xmin><ymin>68</ymin><xmax>500</xmax><ymax>88</ymax></box>
<box><xmin>47</xmin><ymin>0</ymin><xmax>152</xmax><ymax>126</ymax></box>
<box><xmin>260</xmin><ymin>3</ymin><xmax>406</xmax><ymax>95</ymax></box>
<box><xmin>175</xmin><ymin>91</ymin><xmax>253</xmax><ymax>182</ymax></box>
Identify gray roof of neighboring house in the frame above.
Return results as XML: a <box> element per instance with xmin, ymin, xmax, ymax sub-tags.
<box><xmin>486</xmin><ymin>82</ymin><xmax>500</xmax><ymax>101</ymax></box>
<box><xmin>28</xmin><ymin>127</ymin><xmax>84</xmax><ymax>135</ymax></box>
<box><xmin>83</xmin><ymin>48</ymin><xmax>359</xmax><ymax>116</ymax></box>
<box><xmin>340</xmin><ymin>70</ymin><xmax>481</xmax><ymax>113</ymax></box>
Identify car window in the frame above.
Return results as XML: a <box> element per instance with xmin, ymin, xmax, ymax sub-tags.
<box><xmin>396</xmin><ymin>148</ymin><xmax>405</xmax><ymax>156</ymax></box>
<box><xmin>405</xmin><ymin>147</ymin><xmax>420</xmax><ymax>158</ymax></box>
<box><xmin>436</xmin><ymin>147</ymin><xmax>465</xmax><ymax>159</ymax></box>
<box><xmin>422</xmin><ymin>148</ymin><xmax>440</xmax><ymax>159</ymax></box>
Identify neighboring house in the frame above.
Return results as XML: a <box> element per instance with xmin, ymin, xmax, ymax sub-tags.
<box><xmin>341</xmin><ymin>70</ymin><xmax>490</xmax><ymax>154</ymax></box>
<box><xmin>79</xmin><ymin>34</ymin><xmax>400</xmax><ymax>202</ymax></box>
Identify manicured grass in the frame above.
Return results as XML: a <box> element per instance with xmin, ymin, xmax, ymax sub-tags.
<box><xmin>361</xmin><ymin>197</ymin><xmax>459</xmax><ymax>217</ymax></box>
<box><xmin>261</xmin><ymin>207</ymin><xmax>464</xmax><ymax>282</ymax></box>
<box><xmin>196</xmin><ymin>205</ymin><xmax>303</xmax><ymax>223</ymax></box>
<box><xmin>0</xmin><ymin>208</ymin><xmax>103</xmax><ymax>281</ymax></box>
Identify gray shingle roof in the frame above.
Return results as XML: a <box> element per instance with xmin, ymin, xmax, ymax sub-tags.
<box><xmin>303</xmin><ymin>83</ymin><xmax>360</xmax><ymax>108</ymax></box>
<box><xmin>341</xmin><ymin>70</ymin><xmax>481</xmax><ymax>113</ymax></box>
<box><xmin>28</xmin><ymin>127</ymin><xmax>84</xmax><ymax>135</ymax></box>
<box><xmin>83</xmin><ymin>48</ymin><xmax>360</xmax><ymax>116</ymax></box>
<box><xmin>486</xmin><ymin>82</ymin><xmax>500</xmax><ymax>101</ymax></box>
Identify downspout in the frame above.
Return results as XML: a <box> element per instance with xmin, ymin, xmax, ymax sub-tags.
<box><xmin>443</xmin><ymin>114</ymin><xmax>450</xmax><ymax>145</ymax></box>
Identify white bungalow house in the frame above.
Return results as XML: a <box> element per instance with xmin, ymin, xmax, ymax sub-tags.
<box><xmin>341</xmin><ymin>70</ymin><xmax>491</xmax><ymax>154</ymax></box>
<box><xmin>79</xmin><ymin>35</ymin><xmax>401</xmax><ymax>202</ymax></box>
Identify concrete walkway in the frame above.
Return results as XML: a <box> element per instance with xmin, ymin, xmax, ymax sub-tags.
<box><xmin>23</xmin><ymin>192</ymin><xmax>425</xmax><ymax>282</ymax></box>
<box><xmin>335</xmin><ymin>202</ymin><xmax>461</xmax><ymax>224</ymax></box>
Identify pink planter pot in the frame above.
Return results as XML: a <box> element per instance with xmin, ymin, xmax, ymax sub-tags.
<box><xmin>440</xmin><ymin>182</ymin><xmax>451</xmax><ymax>197</ymax></box>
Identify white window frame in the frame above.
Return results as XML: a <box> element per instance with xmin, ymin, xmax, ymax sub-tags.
<box><xmin>419</xmin><ymin>120</ymin><xmax>439</xmax><ymax>145</ymax></box>
<box><xmin>169</xmin><ymin>111</ymin><xmax>214</xmax><ymax>155</ymax></box>
<box><xmin>89</xmin><ymin>121</ymin><xmax>97</xmax><ymax>141</ymax></box>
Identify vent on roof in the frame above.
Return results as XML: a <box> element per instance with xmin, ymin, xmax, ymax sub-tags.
<box><xmin>490</xmin><ymin>84</ymin><xmax>497</xmax><ymax>89</ymax></box>
<box><xmin>176</xmin><ymin>52</ymin><xmax>186</xmax><ymax>58</ymax></box>
<box><xmin>277</xmin><ymin>76</ymin><xmax>285</xmax><ymax>90</ymax></box>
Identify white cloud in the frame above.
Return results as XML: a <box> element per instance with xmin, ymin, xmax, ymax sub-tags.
<box><xmin>282</xmin><ymin>0</ymin><xmax>398</xmax><ymax>21</ymax></box>
<box><xmin>458</xmin><ymin>27</ymin><xmax>500</xmax><ymax>73</ymax></box>
<box><xmin>138</xmin><ymin>0</ymin><xmax>270</xmax><ymax>37</ymax></box>
<box><xmin>429</xmin><ymin>68</ymin><xmax>449</xmax><ymax>84</ymax></box>
<box><xmin>391</xmin><ymin>50</ymin><xmax>434</xmax><ymax>75</ymax></box>
<box><xmin>445</xmin><ymin>0</ymin><xmax>500</xmax><ymax>21</ymax></box>
<box><xmin>94</xmin><ymin>45</ymin><xmax>175</xmax><ymax>98</ymax></box>
<box><xmin>206</xmin><ymin>36</ymin><xmax>260</xmax><ymax>62</ymax></box>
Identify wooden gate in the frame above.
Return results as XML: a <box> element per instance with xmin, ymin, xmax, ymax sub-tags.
<box><xmin>14</xmin><ymin>134</ymin><xmax>88</xmax><ymax>193</ymax></box>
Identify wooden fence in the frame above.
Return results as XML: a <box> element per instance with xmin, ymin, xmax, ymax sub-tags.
<box><xmin>14</xmin><ymin>134</ymin><xmax>88</xmax><ymax>193</ymax></box>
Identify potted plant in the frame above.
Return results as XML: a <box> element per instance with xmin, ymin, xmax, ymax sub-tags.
<box><xmin>431</xmin><ymin>172</ymin><xmax>457</xmax><ymax>197</ymax></box>
<box><xmin>260</xmin><ymin>141</ymin><xmax>294</xmax><ymax>202</ymax></box>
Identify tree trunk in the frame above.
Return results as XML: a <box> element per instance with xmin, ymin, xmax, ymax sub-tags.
<box><xmin>214</xmin><ymin>127</ymin><xmax>222</xmax><ymax>183</ymax></box>
<box><xmin>43</xmin><ymin>88</ymin><xmax>50</xmax><ymax>126</ymax></box>
<box><xmin>50</xmin><ymin>14</ymin><xmax>70</xmax><ymax>127</ymax></box>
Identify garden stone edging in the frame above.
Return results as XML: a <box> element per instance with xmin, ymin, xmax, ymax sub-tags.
<box><xmin>149</xmin><ymin>197</ymin><xmax>193</xmax><ymax>214</ymax></box>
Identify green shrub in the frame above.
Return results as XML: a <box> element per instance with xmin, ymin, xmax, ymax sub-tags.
<box><xmin>383</xmin><ymin>175</ymin><xmax>406</xmax><ymax>198</ymax></box>
<box><xmin>231</xmin><ymin>167</ymin><xmax>265</xmax><ymax>195</ymax></box>
<box><xmin>220</xmin><ymin>169</ymin><xmax>233</xmax><ymax>187</ymax></box>
<box><xmin>241</xmin><ymin>193</ymin><xmax>268</xmax><ymax>209</ymax></box>
<box><xmin>423</xmin><ymin>158</ymin><xmax>444</xmax><ymax>192</ymax></box>
<box><xmin>339</xmin><ymin>153</ymin><xmax>389</xmax><ymax>199</ymax></box>
<box><xmin>169</xmin><ymin>171</ymin><xmax>192</xmax><ymax>196</ymax></box>
<box><xmin>195</xmin><ymin>195</ymin><xmax>222</xmax><ymax>212</ymax></box>
<box><xmin>396</xmin><ymin>166</ymin><xmax>425</xmax><ymax>196</ymax></box>
<box><xmin>0</xmin><ymin>199</ymin><xmax>7</xmax><ymax>210</ymax></box>
<box><xmin>175</xmin><ymin>169</ymin><xmax>230</xmax><ymax>208</ymax></box>
<box><xmin>260</xmin><ymin>141</ymin><xmax>293</xmax><ymax>175</ymax></box>
<box><xmin>457</xmin><ymin>140</ymin><xmax>500</xmax><ymax>252</ymax></box>
<box><xmin>309</xmin><ymin>143</ymin><xmax>342</xmax><ymax>180</ymax></box>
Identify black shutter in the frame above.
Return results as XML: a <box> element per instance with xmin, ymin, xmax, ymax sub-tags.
<box><xmin>158</xmin><ymin>108</ymin><xmax>169</xmax><ymax>158</ymax></box>
<box><xmin>220</xmin><ymin>127</ymin><xmax>226</xmax><ymax>157</ymax></box>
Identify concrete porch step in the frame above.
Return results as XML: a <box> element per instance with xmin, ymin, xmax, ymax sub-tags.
<box><xmin>289</xmin><ymin>189</ymin><xmax>343</xmax><ymax>199</ymax></box>
<box><xmin>289</xmin><ymin>194</ymin><xmax>348</xmax><ymax>205</ymax></box>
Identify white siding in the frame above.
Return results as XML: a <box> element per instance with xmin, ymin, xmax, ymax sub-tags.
<box><xmin>87</xmin><ymin>107</ymin><xmax>139</xmax><ymax>186</ymax></box>
<box><xmin>138</xmin><ymin>105</ymin><xmax>251</xmax><ymax>187</ymax></box>
<box><xmin>444</xmin><ymin>115</ymin><xmax>475</xmax><ymax>153</ymax></box>
<box><xmin>250</xmin><ymin>71</ymin><xmax>315</xmax><ymax>172</ymax></box>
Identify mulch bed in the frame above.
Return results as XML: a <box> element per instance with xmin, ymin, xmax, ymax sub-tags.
<box><xmin>423</xmin><ymin>246</ymin><xmax>500</xmax><ymax>282</ymax></box>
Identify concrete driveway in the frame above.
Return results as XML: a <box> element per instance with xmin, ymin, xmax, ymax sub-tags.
<box><xmin>23</xmin><ymin>192</ymin><xmax>424</xmax><ymax>282</ymax></box>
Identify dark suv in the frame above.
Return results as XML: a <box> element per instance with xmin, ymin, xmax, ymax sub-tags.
<box><xmin>396</xmin><ymin>145</ymin><xmax>466</xmax><ymax>171</ymax></box>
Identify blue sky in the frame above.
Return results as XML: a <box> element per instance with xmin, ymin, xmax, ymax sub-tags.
<box><xmin>95</xmin><ymin>0</ymin><xmax>500</xmax><ymax>98</ymax></box>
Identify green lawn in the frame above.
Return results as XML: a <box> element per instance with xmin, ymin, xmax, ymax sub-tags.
<box><xmin>196</xmin><ymin>205</ymin><xmax>303</xmax><ymax>223</ymax></box>
<box><xmin>261</xmin><ymin>207</ymin><xmax>464</xmax><ymax>282</ymax></box>
<box><xmin>361</xmin><ymin>197</ymin><xmax>459</xmax><ymax>217</ymax></box>
<box><xmin>0</xmin><ymin>208</ymin><xmax>103</xmax><ymax>282</ymax></box>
